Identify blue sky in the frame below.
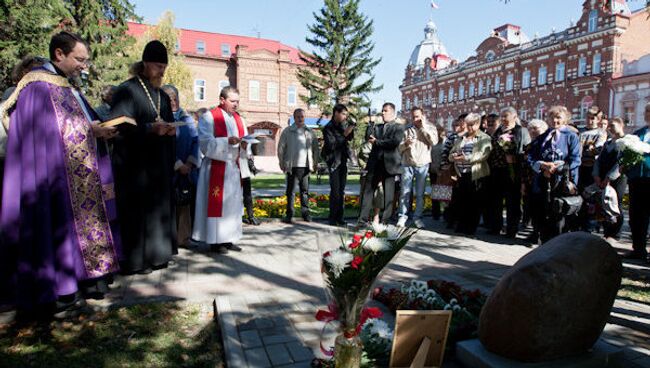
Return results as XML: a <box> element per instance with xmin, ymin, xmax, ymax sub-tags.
<box><xmin>132</xmin><ymin>0</ymin><xmax>644</xmax><ymax>109</ymax></box>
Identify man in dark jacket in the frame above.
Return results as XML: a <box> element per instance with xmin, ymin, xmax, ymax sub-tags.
<box><xmin>321</xmin><ymin>104</ymin><xmax>353</xmax><ymax>226</ymax></box>
<box><xmin>358</xmin><ymin>102</ymin><xmax>405</xmax><ymax>224</ymax></box>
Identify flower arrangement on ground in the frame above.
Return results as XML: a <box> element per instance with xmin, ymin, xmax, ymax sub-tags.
<box><xmin>616</xmin><ymin>134</ymin><xmax>650</xmax><ymax>170</ymax></box>
<box><xmin>373</xmin><ymin>279</ymin><xmax>487</xmax><ymax>348</ymax></box>
<box><xmin>317</xmin><ymin>223</ymin><xmax>417</xmax><ymax>367</ymax></box>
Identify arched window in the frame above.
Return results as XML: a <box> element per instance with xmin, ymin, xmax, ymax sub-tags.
<box><xmin>486</xmin><ymin>50</ymin><xmax>496</xmax><ymax>62</ymax></box>
<box><xmin>536</xmin><ymin>102</ymin><xmax>546</xmax><ymax>120</ymax></box>
<box><xmin>588</xmin><ymin>9</ymin><xmax>598</xmax><ymax>33</ymax></box>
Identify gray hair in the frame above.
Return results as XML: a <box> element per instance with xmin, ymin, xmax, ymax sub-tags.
<box><xmin>528</xmin><ymin>119</ymin><xmax>548</xmax><ymax>133</ymax></box>
<box><xmin>464</xmin><ymin>112</ymin><xmax>482</xmax><ymax>126</ymax></box>
<box><xmin>500</xmin><ymin>106</ymin><xmax>518</xmax><ymax>117</ymax></box>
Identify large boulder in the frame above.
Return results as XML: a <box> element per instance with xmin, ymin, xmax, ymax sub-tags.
<box><xmin>478</xmin><ymin>232</ymin><xmax>622</xmax><ymax>362</ymax></box>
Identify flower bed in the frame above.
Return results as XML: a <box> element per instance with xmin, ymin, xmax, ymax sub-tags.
<box><xmin>373</xmin><ymin>279</ymin><xmax>487</xmax><ymax>347</ymax></box>
<box><xmin>251</xmin><ymin>194</ymin><xmax>361</xmax><ymax>218</ymax></box>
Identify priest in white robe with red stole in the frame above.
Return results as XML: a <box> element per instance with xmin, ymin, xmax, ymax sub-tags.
<box><xmin>193</xmin><ymin>86</ymin><xmax>248</xmax><ymax>253</ymax></box>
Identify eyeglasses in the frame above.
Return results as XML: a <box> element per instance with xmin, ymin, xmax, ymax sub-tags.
<box><xmin>74</xmin><ymin>57</ymin><xmax>90</xmax><ymax>65</ymax></box>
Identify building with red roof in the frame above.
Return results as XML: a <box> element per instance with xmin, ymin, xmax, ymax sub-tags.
<box><xmin>128</xmin><ymin>22</ymin><xmax>320</xmax><ymax>158</ymax></box>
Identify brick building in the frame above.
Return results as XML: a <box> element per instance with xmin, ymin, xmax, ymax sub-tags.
<box><xmin>128</xmin><ymin>22</ymin><xmax>321</xmax><ymax>159</ymax></box>
<box><xmin>612</xmin><ymin>53</ymin><xmax>650</xmax><ymax>128</ymax></box>
<box><xmin>400</xmin><ymin>0</ymin><xmax>650</xmax><ymax>130</ymax></box>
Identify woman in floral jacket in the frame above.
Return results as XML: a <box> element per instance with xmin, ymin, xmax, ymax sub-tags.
<box><xmin>449</xmin><ymin>113</ymin><xmax>492</xmax><ymax>236</ymax></box>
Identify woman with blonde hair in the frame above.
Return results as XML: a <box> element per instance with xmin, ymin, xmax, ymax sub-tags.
<box><xmin>449</xmin><ymin>112</ymin><xmax>492</xmax><ymax>236</ymax></box>
<box><xmin>527</xmin><ymin>105</ymin><xmax>581</xmax><ymax>243</ymax></box>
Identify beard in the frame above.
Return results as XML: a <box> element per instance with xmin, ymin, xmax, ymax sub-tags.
<box><xmin>149</xmin><ymin>76</ymin><xmax>163</xmax><ymax>89</ymax></box>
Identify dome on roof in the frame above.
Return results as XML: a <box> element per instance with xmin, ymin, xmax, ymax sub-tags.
<box><xmin>409</xmin><ymin>20</ymin><xmax>448</xmax><ymax>69</ymax></box>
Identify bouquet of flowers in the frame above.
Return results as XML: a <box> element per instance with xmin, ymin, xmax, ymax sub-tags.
<box><xmin>497</xmin><ymin>133</ymin><xmax>515</xmax><ymax>152</ymax></box>
<box><xmin>615</xmin><ymin>134</ymin><xmax>650</xmax><ymax>170</ymax></box>
<box><xmin>316</xmin><ymin>223</ymin><xmax>417</xmax><ymax>367</ymax></box>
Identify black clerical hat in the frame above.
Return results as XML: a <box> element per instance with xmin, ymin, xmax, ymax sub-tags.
<box><xmin>142</xmin><ymin>40</ymin><xmax>168</xmax><ymax>64</ymax></box>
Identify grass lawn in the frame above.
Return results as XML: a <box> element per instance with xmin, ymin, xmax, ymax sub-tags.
<box><xmin>0</xmin><ymin>302</ymin><xmax>223</xmax><ymax>368</ymax></box>
<box><xmin>252</xmin><ymin>173</ymin><xmax>361</xmax><ymax>190</ymax></box>
<box><xmin>618</xmin><ymin>269</ymin><xmax>650</xmax><ymax>305</ymax></box>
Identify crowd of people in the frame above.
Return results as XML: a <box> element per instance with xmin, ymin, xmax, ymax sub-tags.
<box><xmin>0</xmin><ymin>31</ymin><xmax>649</xmax><ymax>319</ymax></box>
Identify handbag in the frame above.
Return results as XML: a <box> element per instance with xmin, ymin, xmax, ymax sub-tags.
<box><xmin>174</xmin><ymin>175</ymin><xmax>193</xmax><ymax>206</ymax></box>
<box><xmin>551</xmin><ymin>166</ymin><xmax>583</xmax><ymax>216</ymax></box>
<box><xmin>431</xmin><ymin>184</ymin><xmax>452</xmax><ymax>202</ymax></box>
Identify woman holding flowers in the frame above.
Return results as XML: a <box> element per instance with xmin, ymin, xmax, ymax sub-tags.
<box><xmin>527</xmin><ymin>106</ymin><xmax>581</xmax><ymax>243</ymax></box>
<box><xmin>449</xmin><ymin>113</ymin><xmax>492</xmax><ymax>236</ymax></box>
<box><xmin>592</xmin><ymin>117</ymin><xmax>627</xmax><ymax>239</ymax></box>
<box><xmin>625</xmin><ymin>102</ymin><xmax>650</xmax><ymax>263</ymax></box>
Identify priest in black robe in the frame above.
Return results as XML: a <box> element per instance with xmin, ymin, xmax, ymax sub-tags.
<box><xmin>109</xmin><ymin>40</ymin><xmax>177</xmax><ymax>274</ymax></box>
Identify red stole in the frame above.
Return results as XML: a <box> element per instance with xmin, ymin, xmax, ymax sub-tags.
<box><xmin>207</xmin><ymin>106</ymin><xmax>244</xmax><ymax>217</ymax></box>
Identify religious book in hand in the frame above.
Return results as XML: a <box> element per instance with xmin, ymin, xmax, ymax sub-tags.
<box><xmin>98</xmin><ymin>116</ymin><xmax>137</xmax><ymax>128</ymax></box>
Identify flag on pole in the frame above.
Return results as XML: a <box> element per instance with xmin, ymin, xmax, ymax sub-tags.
<box><xmin>431</xmin><ymin>0</ymin><xmax>439</xmax><ymax>9</ymax></box>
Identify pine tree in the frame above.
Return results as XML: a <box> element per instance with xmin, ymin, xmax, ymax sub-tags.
<box><xmin>297</xmin><ymin>0</ymin><xmax>381</xmax><ymax>121</ymax></box>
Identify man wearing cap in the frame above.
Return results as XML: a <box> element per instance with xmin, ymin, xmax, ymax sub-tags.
<box><xmin>0</xmin><ymin>32</ymin><xmax>120</xmax><ymax>314</ymax></box>
<box><xmin>109</xmin><ymin>40</ymin><xmax>177</xmax><ymax>274</ymax></box>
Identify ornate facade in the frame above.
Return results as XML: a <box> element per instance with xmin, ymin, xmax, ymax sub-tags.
<box><xmin>401</xmin><ymin>0</ymin><xmax>650</xmax><ymax>130</ymax></box>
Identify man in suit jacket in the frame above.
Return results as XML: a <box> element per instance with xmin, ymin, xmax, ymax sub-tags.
<box><xmin>358</xmin><ymin>102</ymin><xmax>405</xmax><ymax>224</ymax></box>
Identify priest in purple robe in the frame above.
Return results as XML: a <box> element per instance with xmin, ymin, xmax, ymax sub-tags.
<box><xmin>0</xmin><ymin>32</ymin><xmax>121</xmax><ymax>314</ymax></box>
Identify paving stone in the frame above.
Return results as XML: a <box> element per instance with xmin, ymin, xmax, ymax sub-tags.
<box><xmin>285</xmin><ymin>341</ymin><xmax>315</xmax><ymax>362</ymax></box>
<box><xmin>258</xmin><ymin>325</ymin><xmax>295</xmax><ymax>337</ymax></box>
<box><xmin>265</xmin><ymin>344</ymin><xmax>294</xmax><ymax>366</ymax></box>
<box><xmin>244</xmin><ymin>347</ymin><xmax>272</xmax><ymax>368</ymax></box>
<box><xmin>254</xmin><ymin>317</ymin><xmax>275</xmax><ymax>329</ymax></box>
<box><xmin>240</xmin><ymin>329</ymin><xmax>263</xmax><ymax>349</ymax></box>
<box><xmin>262</xmin><ymin>333</ymin><xmax>300</xmax><ymax>345</ymax></box>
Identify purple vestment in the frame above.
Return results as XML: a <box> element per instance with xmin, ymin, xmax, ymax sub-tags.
<box><xmin>0</xmin><ymin>70</ymin><xmax>120</xmax><ymax>308</ymax></box>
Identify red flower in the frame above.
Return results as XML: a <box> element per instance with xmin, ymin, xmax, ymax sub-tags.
<box><xmin>323</xmin><ymin>251</ymin><xmax>331</xmax><ymax>258</ymax></box>
<box><xmin>349</xmin><ymin>234</ymin><xmax>362</xmax><ymax>249</ymax></box>
<box><xmin>365</xmin><ymin>230</ymin><xmax>373</xmax><ymax>239</ymax></box>
<box><xmin>351</xmin><ymin>256</ymin><xmax>364</xmax><ymax>269</ymax></box>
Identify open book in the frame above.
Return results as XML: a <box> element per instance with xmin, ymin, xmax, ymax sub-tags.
<box><xmin>242</xmin><ymin>131</ymin><xmax>269</xmax><ymax>145</ymax></box>
<box><xmin>98</xmin><ymin>116</ymin><xmax>137</xmax><ymax>128</ymax></box>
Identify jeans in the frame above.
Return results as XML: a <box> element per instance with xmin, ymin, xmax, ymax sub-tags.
<box><xmin>329</xmin><ymin>163</ymin><xmax>347</xmax><ymax>223</ymax></box>
<box><xmin>286</xmin><ymin>167</ymin><xmax>310</xmax><ymax>218</ymax></box>
<box><xmin>398</xmin><ymin>164</ymin><xmax>429</xmax><ymax>222</ymax></box>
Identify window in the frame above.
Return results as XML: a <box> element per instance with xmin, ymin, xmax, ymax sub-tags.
<box><xmin>588</xmin><ymin>9</ymin><xmax>598</xmax><ymax>33</ymax></box>
<box><xmin>249</xmin><ymin>80</ymin><xmax>260</xmax><ymax>101</ymax></box>
<box><xmin>478</xmin><ymin>81</ymin><xmax>484</xmax><ymax>96</ymax></box>
<box><xmin>538</xmin><ymin>66</ymin><xmax>548</xmax><ymax>85</ymax></box>
<box><xmin>520</xmin><ymin>109</ymin><xmax>528</xmax><ymax>121</ymax></box>
<box><xmin>175</xmin><ymin>40</ymin><xmax>180</xmax><ymax>52</ymax></box>
<box><xmin>522</xmin><ymin>70</ymin><xmax>531</xmax><ymax>88</ymax></box>
<box><xmin>469</xmin><ymin>82</ymin><xmax>475</xmax><ymax>97</ymax></box>
<box><xmin>447</xmin><ymin>115</ymin><xmax>454</xmax><ymax>131</ymax></box>
<box><xmin>580</xmin><ymin>96</ymin><xmax>594</xmax><ymax>120</ymax></box>
<box><xmin>623</xmin><ymin>106</ymin><xmax>636</xmax><ymax>126</ymax></box>
<box><xmin>459</xmin><ymin>85</ymin><xmax>465</xmax><ymax>100</ymax></box>
<box><xmin>414</xmin><ymin>95</ymin><xmax>419</xmax><ymax>107</ymax></box>
<box><xmin>287</xmin><ymin>85</ymin><xmax>297</xmax><ymax>106</ymax></box>
<box><xmin>536</xmin><ymin>103</ymin><xmax>546</xmax><ymax>120</ymax></box>
<box><xmin>555</xmin><ymin>62</ymin><xmax>565</xmax><ymax>82</ymax></box>
<box><xmin>405</xmin><ymin>98</ymin><xmax>411</xmax><ymax>110</ymax></box>
<box><xmin>448</xmin><ymin>87</ymin><xmax>454</xmax><ymax>102</ymax></box>
<box><xmin>438</xmin><ymin>90</ymin><xmax>445</xmax><ymax>104</ymax></box>
<box><xmin>221</xmin><ymin>43</ymin><xmax>231</xmax><ymax>57</ymax></box>
<box><xmin>267</xmin><ymin>82</ymin><xmax>278</xmax><ymax>103</ymax></box>
<box><xmin>196</xmin><ymin>40</ymin><xmax>205</xmax><ymax>54</ymax></box>
<box><xmin>194</xmin><ymin>79</ymin><xmax>206</xmax><ymax>101</ymax></box>
<box><xmin>486</xmin><ymin>78</ymin><xmax>492</xmax><ymax>94</ymax></box>
<box><xmin>218</xmin><ymin>80</ymin><xmax>230</xmax><ymax>94</ymax></box>
<box><xmin>578</xmin><ymin>57</ymin><xmax>587</xmax><ymax>77</ymax></box>
<box><xmin>486</xmin><ymin>50</ymin><xmax>496</xmax><ymax>62</ymax></box>
<box><xmin>494</xmin><ymin>76</ymin><xmax>501</xmax><ymax>93</ymax></box>
<box><xmin>592</xmin><ymin>53</ymin><xmax>602</xmax><ymax>74</ymax></box>
<box><xmin>506</xmin><ymin>74</ymin><xmax>514</xmax><ymax>91</ymax></box>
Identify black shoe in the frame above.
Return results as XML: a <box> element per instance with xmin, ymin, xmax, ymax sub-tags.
<box><xmin>137</xmin><ymin>268</ymin><xmax>153</xmax><ymax>275</ymax></box>
<box><xmin>505</xmin><ymin>231</ymin><xmax>518</xmax><ymax>239</ymax></box>
<box><xmin>224</xmin><ymin>243</ymin><xmax>242</xmax><ymax>252</ymax></box>
<box><xmin>210</xmin><ymin>244</ymin><xmax>228</xmax><ymax>254</ymax></box>
<box><xmin>302</xmin><ymin>215</ymin><xmax>312</xmax><ymax>222</ymax></box>
<box><xmin>281</xmin><ymin>216</ymin><xmax>293</xmax><ymax>224</ymax></box>
<box><xmin>247</xmin><ymin>216</ymin><xmax>261</xmax><ymax>226</ymax></box>
<box><xmin>622</xmin><ymin>251</ymin><xmax>647</xmax><ymax>260</ymax></box>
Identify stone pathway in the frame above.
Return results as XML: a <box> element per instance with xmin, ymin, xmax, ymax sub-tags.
<box><xmin>88</xmin><ymin>219</ymin><xmax>649</xmax><ymax>367</ymax></box>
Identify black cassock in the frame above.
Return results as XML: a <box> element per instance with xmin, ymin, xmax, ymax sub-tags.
<box><xmin>109</xmin><ymin>77</ymin><xmax>177</xmax><ymax>273</ymax></box>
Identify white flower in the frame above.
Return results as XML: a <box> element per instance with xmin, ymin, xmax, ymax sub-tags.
<box><xmin>443</xmin><ymin>304</ymin><xmax>451</xmax><ymax>310</ymax></box>
<box><xmin>617</xmin><ymin>135</ymin><xmax>650</xmax><ymax>154</ymax></box>
<box><xmin>449</xmin><ymin>298</ymin><xmax>458</xmax><ymax>305</ymax></box>
<box><xmin>364</xmin><ymin>237</ymin><xmax>391</xmax><ymax>252</ymax></box>
<box><xmin>410</xmin><ymin>280</ymin><xmax>428</xmax><ymax>292</ymax></box>
<box><xmin>372</xmin><ymin>222</ymin><xmax>387</xmax><ymax>234</ymax></box>
<box><xmin>385</xmin><ymin>225</ymin><xmax>402</xmax><ymax>240</ymax></box>
<box><xmin>366</xmin><ymin>319</ymin><xmax>392</xmax><ymax>339</ymax></box>
<box><xmin>325</xmin><ymin>249</ymin><xmax>353</xmax><ymax>278</ymax></box>
<box><xmin>453</xmin><ymin>305</ymin><xmax>461</xmax><ymax>311</ymax></box>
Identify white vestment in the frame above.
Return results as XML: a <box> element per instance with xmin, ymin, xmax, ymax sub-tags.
<box><xmin>193</xmin><ymin>108</ymin><xmax>249</xmax><ymax>244</ymax></box>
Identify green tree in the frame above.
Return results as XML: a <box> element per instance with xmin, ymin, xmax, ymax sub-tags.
<box><xmin>0</xmin><ymin>0</ymin><xmax>138</xmax><ymax>104</ymax></box>
<box><xmin>297</xmin><ymin>0</ymin><xmax>381</xmax><ymax>122</ymax></box>
<box><xmin>128</xmin><ymin>11</ymin><xmax>194</xmax><ymax>110</ymax></box>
